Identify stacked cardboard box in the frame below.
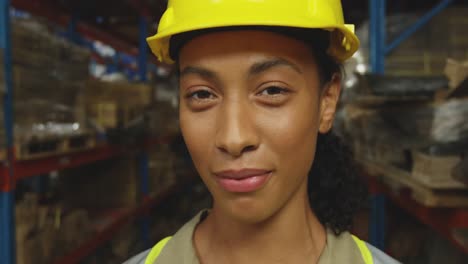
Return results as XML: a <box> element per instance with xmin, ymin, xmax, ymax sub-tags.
<box><xmin>15</xmin><ymin>193</ymin><xmax>93</xmax><ymax>264</ymax></box>
<box><xmin>0</xmin><ymin>17</ymin><xmax>91</xmax><ymax>150</ymax></box>
<box><xmin>79</xmin><ymin>80</ymin><xmax>154</xmax><ymax>130</ymax></box>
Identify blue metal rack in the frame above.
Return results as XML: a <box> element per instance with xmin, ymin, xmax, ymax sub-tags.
<box><xmin>368</xmin><ymin>0</ymin><xmax>455</xmax><ymax>251</ymax></box>
<box><xmin>138</xmin><ymin>15</ymin><xmax>151</xmax><ymax>249</ymax></box>
<box><xmin>1</xmin><ymin>0</ymin><xmax>16</xmax><ymax>263</ymax></box>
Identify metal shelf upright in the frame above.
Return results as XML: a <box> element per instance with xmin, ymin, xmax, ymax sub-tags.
<box><xmin>137</xmin><ymin>14</ymin><xmax>152</xmax><ymax>249</ymax></box>
<box><xmin>368</xmin><ymin>0</ymin><xmax>456</xmax><ymax>251</ymax></box>
<box><xmin>1</xmin><ymin>0</ymin><xmax>16</xmax><ymax>263</ymax></box>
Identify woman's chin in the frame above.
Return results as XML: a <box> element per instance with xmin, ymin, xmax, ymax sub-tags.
<box><xmin>216</xmin><ymin>197</ymin><xmax>277</xmax><ymax>225</ymax></box>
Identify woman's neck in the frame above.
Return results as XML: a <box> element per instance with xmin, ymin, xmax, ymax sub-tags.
<box><xmin>194</xmin><ymin>185</ymin><xmax>327</xmax><ymax>264</ymax></box>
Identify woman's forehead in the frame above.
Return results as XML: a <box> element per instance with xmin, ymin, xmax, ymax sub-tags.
<box><xmin>178</xmin><ymin>30</ymin><xmax>317</xmax><ymax>67</ymax></box>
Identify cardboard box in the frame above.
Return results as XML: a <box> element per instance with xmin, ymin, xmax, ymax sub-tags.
<box><xmin>89</xmin><ymin>102</ymin><xmax>119</xmax><ymax>129</ymax></box>
<box><xmin>412</xmin><ymin>151</ymin><xmax>465</xmax><ymax>189</ymax></box>
<box><xmin>83</xmin><ymin>80</ymin><xmax>154</xmax><ymax>129</ymax></box>
<box><xmin>445</xmin><ymin>59</ymin><xmax>468</xmax><ymax>89</ymax></box>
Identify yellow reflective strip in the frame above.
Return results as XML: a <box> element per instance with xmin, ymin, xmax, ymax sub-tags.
<box><xmin>145</xmin><ymin>237</ymin><xmax>172</xmax><ymax>264</ymax></box>
<box><xmin>351</xmin><ymin>235</ymin><xmax>374</xmax><ymax>264</ymax></box>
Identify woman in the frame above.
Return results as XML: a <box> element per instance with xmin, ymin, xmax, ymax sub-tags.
<box><xmin>127</xmin><ymin>0</ymin><xmax>399</xmax><ymax>263</ymax></box>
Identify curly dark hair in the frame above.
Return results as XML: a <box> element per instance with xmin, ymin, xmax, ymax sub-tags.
<box><xmin>171</xmin><ymin>27</ymin><xmax>368</xmax><ymax>235</ymax></box>
<box><xmin>309</xmin><ymin>132</ymin><xmax>368</xmax><ymax>235</ymax></box>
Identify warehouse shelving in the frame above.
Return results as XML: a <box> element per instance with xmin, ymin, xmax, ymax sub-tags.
<box><xmin>0</xmin><ymin>137</ymin><xmax>171</xmax><ymax>182</ymax></box>
<box><xmin>361</xmin><ymin>159</ymin><xmax>468</xmax><ymax>254</ymax></box>
<box><xmin>1</xmin><ymin>135</ymin><xmax>180</xmax><ymax>264</ymax></box>
<box><xmin>10</xmin><ymin>0</ymin><xmax>161</xmax><ymax>80</ymax></box>
<box><xmin>0</xmin><ymin>0</ymin><xmax>172</xmax><ymax>263</ymax></box>
<box><xmin>367</xmin><ymin>0</ymin><xmax>466</xmax><ymax>253</ymax></box>
<box><xmin>11</xmin><ymin>0</ymin><xmax>139</xmax><ymax>56</ymax></box>
<box><xmin>53</xmin><ymin>177</ymin><xmax>195</xmax><ymax>264</ymax></box>
<box><xmin>373</xmin><ymin>179</ymin><xmax>468</xmax><ymax>254</ymax></box>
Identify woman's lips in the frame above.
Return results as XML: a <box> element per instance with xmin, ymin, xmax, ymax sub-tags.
<box><xmin>214</xmin><ymin>169</ymin><xmax>272</xmax><ymax>193</ymax></box>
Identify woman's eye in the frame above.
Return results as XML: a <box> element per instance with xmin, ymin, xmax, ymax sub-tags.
<box><xmin>188</xmin><ymin>90</ymin><xmax>216</xmax><ymax>100</ymax></box>
<box><xmin>259</xmin><ymin>86</ymin><xmax>289</xmax><ymax>96</ymax></box>
<box><xmin>184</xmin><ymin>88</ymin><xmax>218</xmax><ymax>110</ymax></box>
<box><xmin>256</xmin><ymin>85</ymin><xmax>292</xmax><ymax>106</ymax></box>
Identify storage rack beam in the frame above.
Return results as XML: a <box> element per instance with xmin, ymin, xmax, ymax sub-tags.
<box><xmin>0</xmin><ymin>140</ymin><xmax>172</xmax><ymax>194</ymax></box>
<box><xmin>0</xmin><ymin>137</ymin><xmax>172</xmax><ymax>181</ymax></box>
<box><xmin>11</xmin><ymin>145</ymin><xmax>125</xmax><ymax>179</ymax></box>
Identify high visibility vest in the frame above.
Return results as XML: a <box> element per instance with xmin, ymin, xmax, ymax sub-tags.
<box><xmin>145</xmin><ymin>235</ymin><xmax>374</xmax><ymax>264</ymax></box>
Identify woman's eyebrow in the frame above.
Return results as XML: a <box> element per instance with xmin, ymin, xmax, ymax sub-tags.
<box><xmin>180</xmin><ymin>66</ymin><xmax>218</xmax><ymax>80</ymax></box>
<box><xmin>249</xmin><ymin>58</ymin><xmax>303</xmax><ymax>76</ymax></box>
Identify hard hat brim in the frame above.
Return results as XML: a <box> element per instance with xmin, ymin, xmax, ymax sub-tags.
<box><xmin>147</xmin><ymin>19</ymin><xmax>359</xmax><ymax>64</ymax></box>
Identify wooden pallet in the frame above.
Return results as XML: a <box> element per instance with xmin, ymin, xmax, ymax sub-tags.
<box><xmin>358</xmin><ymin>158</ymin><xmax>468</xmax><ymax>208</ymax></box>
<box><xmin>15</xmin><ymin>133</ymin><xmax>97</xmax><ymax>161</ymax></box>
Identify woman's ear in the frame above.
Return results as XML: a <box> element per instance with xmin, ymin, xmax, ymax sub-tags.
<box><xmin>319</xmin><ymin>73</ymin><xmax>341</xmax><ymax>133</ymax></box>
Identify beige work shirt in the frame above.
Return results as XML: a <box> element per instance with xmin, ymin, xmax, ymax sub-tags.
<box><xmin>154</xmin><ymin>211</ymin><xmax>366</xmax><ymax>264</ymax></box>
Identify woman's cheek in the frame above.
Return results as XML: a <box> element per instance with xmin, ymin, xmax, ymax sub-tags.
<box><xmin>259</xmin><ymin>101</ymin><xmax>319</xmax><ymax>171</ymax></box>
<box><xmin>179</xmin><ymin>110</ymin><xmax>214</xmax><ymax>169</ymax></box>
<box><xmin>260</xmin><ymin>101</ymin><xmax>318</xmax><ymax>143</ymax></box>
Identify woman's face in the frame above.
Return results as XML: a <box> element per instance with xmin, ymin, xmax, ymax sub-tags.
<box><xmin>178</xmin><ymin>30</ymin><xmax>340</xmax><ymax>223</ymax></box>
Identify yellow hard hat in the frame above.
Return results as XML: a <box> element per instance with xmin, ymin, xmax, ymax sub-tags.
<box><xmin>147</xmin><ymin>0</ymin><xmax>359</xmax><ymax>64</ymax></box>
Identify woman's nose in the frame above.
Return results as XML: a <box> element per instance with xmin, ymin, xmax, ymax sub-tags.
<box><xmin>215</xmin><ymin>101</ymin><xmax>259</xmax><ymax>158</ymax></box>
